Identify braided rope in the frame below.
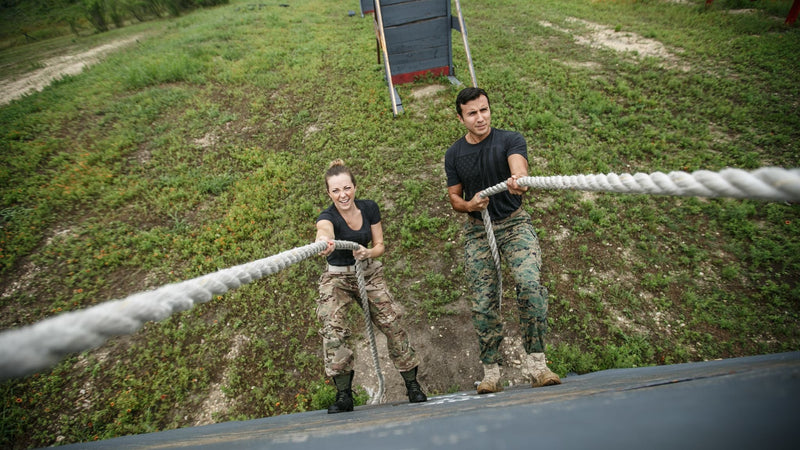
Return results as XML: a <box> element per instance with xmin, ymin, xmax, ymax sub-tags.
<box><xmin>479</xmin><ymin>207</ymin><xmax>503</xmax><ymax>312</ymax></box>
<box><xmin>355</xmin><ymin>257</ymin><xmax>386</xmax><ymax>405</ymax></box>
<box><xmin>478</xmin><ymin>181</ymin><xmax>508</xmax><ymax>312</ymax></box>
<box><xmin>516</xmin><ymin>167</ymin><xmax>800</xmax><ymax>202</ymax></box>
<box><xmin>2</xmin><ymin>168</ymin><xmax>795</xmax><ymax>381</ymax></box>
<box><xmin>0</xmin><ymin>240</ymin><xmax>379</xmax><ymax>382</ymax></box>
<box><xmin>473</xmin><ymin>167</ymin><xmax>799</xmax><ymax>315</ymax></box>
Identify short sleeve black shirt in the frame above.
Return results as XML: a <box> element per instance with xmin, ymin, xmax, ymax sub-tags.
<box><xmin>444</xmin><ymin>128</ymin><xmax>528</xmax><ymax>221</ymax></box>
<box><xmin>317</xmin><ymin>199</ymin><xmax>381</xmax><ymax>266</ymax></box>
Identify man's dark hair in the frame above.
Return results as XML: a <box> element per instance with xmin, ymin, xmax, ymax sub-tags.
<box><xmin>456</xmin><ymin>87</ymin><xmax>490</xmax><ymax>117</ymax></box>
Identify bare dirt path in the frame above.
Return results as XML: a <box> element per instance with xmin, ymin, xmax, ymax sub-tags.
<box><xmin>0</xmin><ymin>35</ymin><xmax>142</xmax><ymax>106</ymax></box>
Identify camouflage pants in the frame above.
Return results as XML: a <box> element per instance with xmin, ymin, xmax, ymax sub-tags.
<box><xmin>464</xmin><ymin>208</ymin><xmax>549</xmax><ymax>364</ymax></box>
<box><xmin>316</xmin><ymin>259</ymin><xmax>419</xmax><ymax>377</ymax></box>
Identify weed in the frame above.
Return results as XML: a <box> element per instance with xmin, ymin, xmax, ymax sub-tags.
<box><xmin>1</xmin><ymin>0</ymin><xmax>799</xmax><ymax>447</ymax></box>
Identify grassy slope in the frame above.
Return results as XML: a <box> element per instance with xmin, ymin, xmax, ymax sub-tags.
<box><xmin>1</xmin><ymin>0</ymin><xmax>799</xmax><ymax>447</ymax></box>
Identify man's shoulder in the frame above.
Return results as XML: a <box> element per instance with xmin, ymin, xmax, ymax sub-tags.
<box><xmin>493</xmin><ymin>128</ymin><xmax>527</xmax><ymax>153</ymax></box>
<box><xmin>493</xmin><ymin>128</ymin><xmax>524</xmax><ymax>140</ymax></box>
<box><xmin>447</xmin><ymin>135</ymin><xmax>468</xmax><ymax>150</ymax></box>
<box><xmin>445</xmin><ymin>136</ymin><xmax>468</xmax><ymax>160</ymax></box>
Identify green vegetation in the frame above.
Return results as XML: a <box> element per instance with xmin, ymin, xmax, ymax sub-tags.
<box><xmin>1</xmin><ymin>0</ymin><xmax>799</xmax><ymax>447</ymax></box>
<box><xmin>0</xmin><ymin>0</ymin><xmax>229</xmax><ymax>48</ymax></box>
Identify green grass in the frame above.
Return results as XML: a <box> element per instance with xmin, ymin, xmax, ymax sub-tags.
<box><xmin>1</xmin><ymin>0</ymin><xmax>799</xmax><ymax>447</ymax></box>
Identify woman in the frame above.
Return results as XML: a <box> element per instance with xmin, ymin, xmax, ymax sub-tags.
<box><xmin>315</xmin><ymin>159</ymin><xmax>427</xmax><ymax>413</ymax></box>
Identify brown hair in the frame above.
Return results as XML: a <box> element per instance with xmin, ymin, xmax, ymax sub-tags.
<box><xmin>324</xmin><ymin>159</ymin><xmax>356</xmax><ymax>191</ymax></box>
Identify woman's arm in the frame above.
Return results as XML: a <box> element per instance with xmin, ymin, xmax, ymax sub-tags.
<box><xmin>316</xmin><ymin>219</ymin><xmax>336</xmax><ymax>256</ymax></box>
<box><xmin>360</xmin><ymin>221</ymin><xmax>385</xmax><ymax>259</ymax></box>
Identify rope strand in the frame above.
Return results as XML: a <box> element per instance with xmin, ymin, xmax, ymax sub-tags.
<box><xmin>517</xmin><ymin>167</ymin><xmax>800</xmax><ymax>202</ymax></box>
<box><xmin>479</xmin><ymin>207</ymin><xmax>503</xmax><ymax>312</ymax></box>
<box><xmin>473</xmin><ymin>167</ymin><xmax>799</xmax><ymax>317</ymax></box>
<box><xmin>355</xmin><ymin>258</ymin><xmax>386</xmax><ymax>404</ymax></box>
<box><xmin>0</xmin><ymin>241</ymin><xmax>357</xmax><ymax>380</ymax></box>
<box><xmin>2</xmin><ymin>167</ymin><xmax>796</xmax><ymax>381</ymax></box>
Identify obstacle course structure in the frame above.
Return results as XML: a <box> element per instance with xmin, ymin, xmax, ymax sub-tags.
<box><xmin>361</xmin><ymin>0</ymin><xmax>477</xmax><ymax>115</ymax></box>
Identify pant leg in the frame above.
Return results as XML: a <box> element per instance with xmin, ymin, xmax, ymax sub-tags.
<box><xmin>464</xmin><ymin>222</ymin><xmax>505</xmax><ymax>365</ymax></box>
<box><xmin>316</xmin><ymin>272</ymin><xmax>358</xmax><ymax>377</ymax></box>
<box><xmin>361</xmin><ymin>261</ymin><xmax>419</xmax><ymax>372</ymax></box>
<box><xmin>495</xmin><ymin>210</ymin><xmax>549</xmax><ymax>354</ymax></box>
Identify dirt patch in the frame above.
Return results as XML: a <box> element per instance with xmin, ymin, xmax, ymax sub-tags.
<box><xmin>193</xmin><ymin>334</ymin><xmax>248</xmax><ymax>426</ymax></box>
<box><xmin>540</xmin><ymin>18</ymin><xmax>689</xmax><ymax>71</ymax></box>
<box><xmin>565</xmin><ymin>17</ymin><xmax>675</xmax><ymax>59</ymax></box>
<box><xmin>410</xmin><ymin>84</ymin><xmax>447</xmax><ymax>100</ymax></box>
<box><xmin>0</xmin><ymin>35</ymin><xmax>143</xmax><ymax>106</ymax></box>
<box><xmin>351</xmin><ymin>297</ymin><xmax>543</xmax><ymax>403</ymax></box>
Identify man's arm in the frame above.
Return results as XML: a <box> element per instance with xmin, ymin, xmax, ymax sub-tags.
<box><xmin>448</xmin><ymin>183</ymin><xmax>489</xmax><ymax>213</ymax></box>
<box><xmin>507</xmin><ymin>154</ymin><xmax>529</xmax><ymax>195</ymax></box>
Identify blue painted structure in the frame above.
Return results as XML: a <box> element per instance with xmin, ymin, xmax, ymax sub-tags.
<box><xmin>361</xmin><ymin>0</ymin><xmax>475</xmax><ymax>114</ymax></box>
<box><xmin>359</xmin><ymin>0</ymin><xmax>374</xmax><ymax>15</ymax></box>
<box><xmin>368</xmin><ymin>0</ymin><xmax>458</xmax><ymax>84</ymax></box>
<box><xmin>59</xmin><ymin>352</ymin><xmax>800</xmax><ymax>449</ymax></box>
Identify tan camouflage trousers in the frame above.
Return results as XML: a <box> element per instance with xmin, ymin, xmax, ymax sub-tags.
<box><xmin>316</xmin><ymin>259</ymin><xmax>419</xmax><ymax>377</ymax></box>
<box><xmin>464</xmin><ymin>208</ymin><xmax>549</xmax><ymax>364</ymax></box>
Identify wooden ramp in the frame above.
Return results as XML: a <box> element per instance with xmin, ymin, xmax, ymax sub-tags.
<box><xmin>60</xmin><ymin>351</ymin><xmax>800</xmax><ymax>449</ymax></box>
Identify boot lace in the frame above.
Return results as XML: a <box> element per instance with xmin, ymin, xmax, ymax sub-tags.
<box><xmin>335</xmin><ymin>389</ymin><xmax>351</xmax><ymax>402</ymax></box>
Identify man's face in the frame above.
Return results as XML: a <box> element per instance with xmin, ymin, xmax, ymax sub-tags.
<box><xmin>458</xmin><ymin>95</ymin><xmax>491</xmax><ymax>141</ymax></box>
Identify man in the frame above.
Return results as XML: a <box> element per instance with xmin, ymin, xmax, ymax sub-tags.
<box><xmin>444</xmin><ymin>87</ymin><xmax>561</xmax><ymax>393</ymax></box>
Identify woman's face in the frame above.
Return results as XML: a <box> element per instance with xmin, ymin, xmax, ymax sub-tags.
<box><xmin>326</xmin><ymin>173</ymin><xmax>356</xmax><ymax>212</ymax></box>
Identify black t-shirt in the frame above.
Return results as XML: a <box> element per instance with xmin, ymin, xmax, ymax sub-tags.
<box><xmin>445</xmin><ymin>128</ymin><xmax>528</xmax><ymax>221</ymax></box>
<box><xmin>317</xmin><ymin>199</ymin><xmax>381</xmax><ymax>266</ymax></box>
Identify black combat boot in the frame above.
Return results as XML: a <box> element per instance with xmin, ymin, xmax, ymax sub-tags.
<box><xmin>400</xmin><ymin>366</ymin><xmax>427</xmax><ymax>403</ymax></box>
<box><xmin>327</xmin><ymin>370</ymin><xmax>354</xmax><ymax>414</ymax></box>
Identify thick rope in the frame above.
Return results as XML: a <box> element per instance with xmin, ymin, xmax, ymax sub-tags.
<box><xmin>479</xmin><ymin>206</ymin><xmax>503</xmax><ymax>312</ymax></box>
<box><xmin>355</xmin><ymin>257</ymin><xmax>386</xmax><ymax>404</ymax></box>
<box><xmin>474</xmin><ymin>167</ymin><xmax>799</xmax><ymax>314</ymax></box>
<box><xmin>514</xmin><ymin>167</ymin><xmax>800</xmax><ymax>202</ymax></box>
<box><xmin>0</xmin><ymin>240</ymin><xmax>378</xmax><ymax>382</ymax></box>
<box><xmin>2</xmin><ymin>168</ymin><xmax>796</xmax><ymax>381</ymax></box>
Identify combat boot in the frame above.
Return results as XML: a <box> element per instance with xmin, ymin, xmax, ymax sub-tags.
<box><xmin>400</xmin><ymin>366</ymin><xmax>427</xmax><ymax>403</ymax></box>
<box><xmin>526</xmin><ymin>353</ymin><xmax>561</xmax><ymax>388</ymax></box>
<box><xmin>327</xmin><ymin>370</ymin><xmax>354</xmax><ymax>414</ymax></box>
<box><xmin>476</xmin><ymin>363</ymin><xmax>503</xmax><ymax>394</ymax></box>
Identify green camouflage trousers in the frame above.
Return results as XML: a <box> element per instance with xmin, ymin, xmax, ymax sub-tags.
<box><xmin>464</xmin><ymin>208</ymin><xmax>549</xmax><ymax>364</ymax></box>
<box><xmin>316</xmin><ymin>259</ymin><xmax>419</xmax><ymax>377</ymax></box>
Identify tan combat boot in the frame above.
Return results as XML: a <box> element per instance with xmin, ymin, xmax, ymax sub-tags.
<box><xmin>526</xmin><ymin>353</ymin><xmax>562</xmax><ymax>388</ymax></box>
<box><xmin>476</xmin><ymin>363</ymin><xmax>503</xmax><ymax>394</ymax></box>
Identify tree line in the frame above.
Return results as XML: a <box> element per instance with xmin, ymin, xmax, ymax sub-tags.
<box><xmin>82</xmin><ymin>0</ymin><xmax>230</xmax><ymax>32</ymax></box>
